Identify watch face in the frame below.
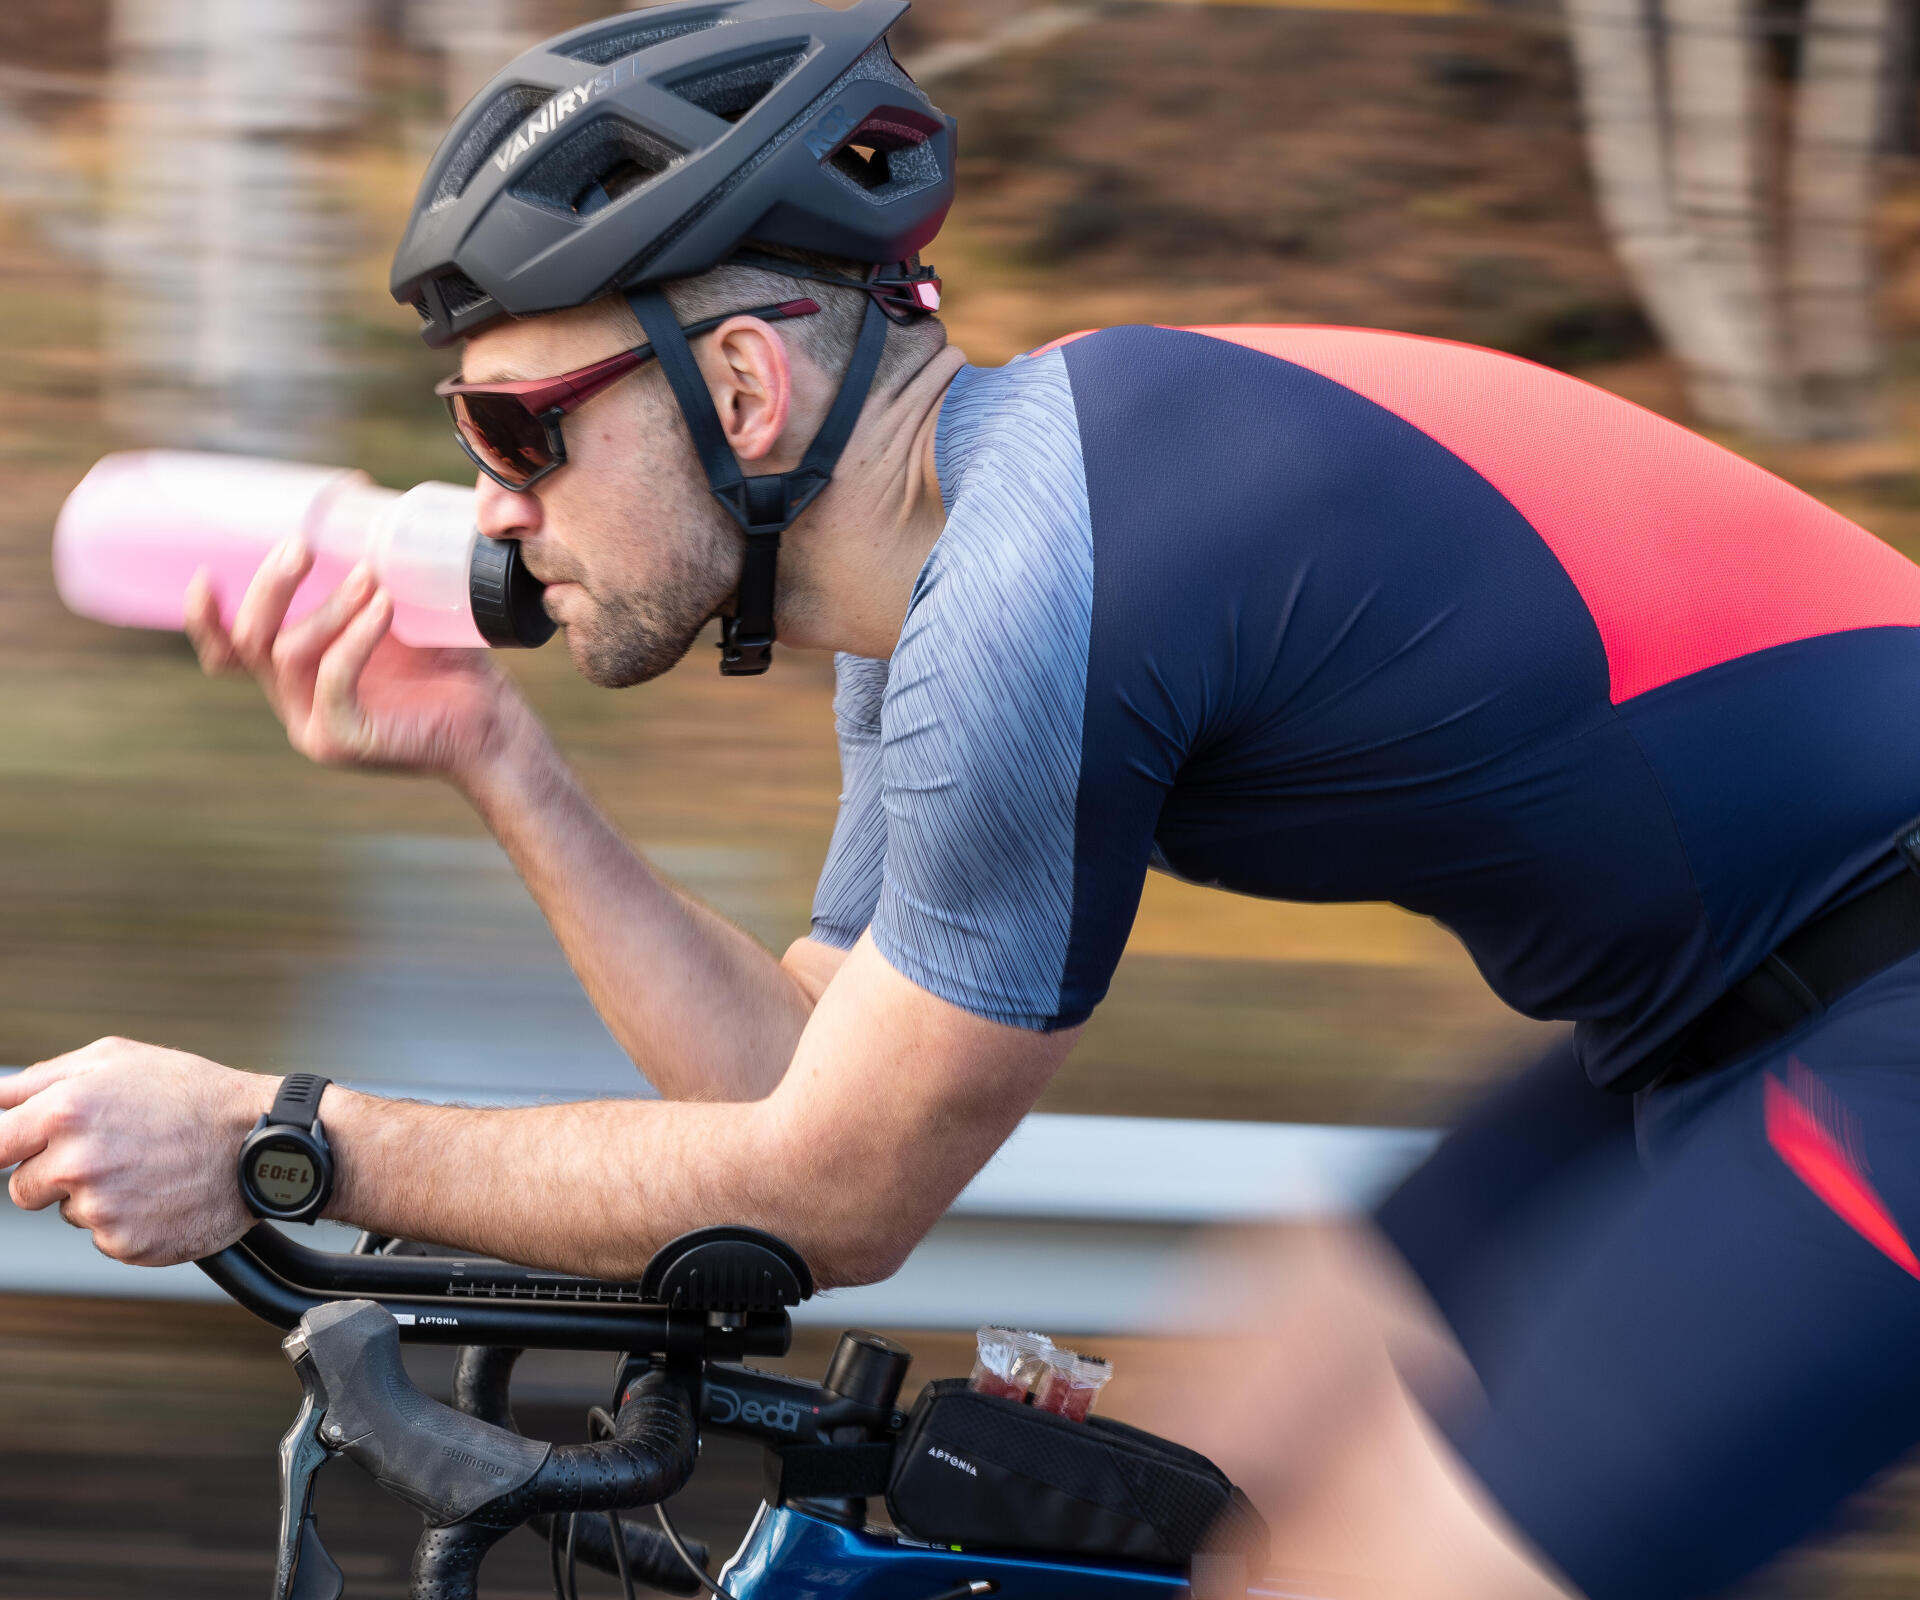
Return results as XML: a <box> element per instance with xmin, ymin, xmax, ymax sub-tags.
<box><xmin>248</xmin><ymin>1140</ymin><xmax>319</xmax><ymax>1211</ymax></box>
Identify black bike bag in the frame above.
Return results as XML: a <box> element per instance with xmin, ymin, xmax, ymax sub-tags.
<box><xmin>885</xmin><ymin>1379</ymin><xmax>1268</xmax><ymax>1570</ymax></box>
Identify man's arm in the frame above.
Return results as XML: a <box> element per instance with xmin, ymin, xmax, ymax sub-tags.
<box><xmin>186</xmin><ymin>547</ymin><xmax>842</xmax><ymax>1104</ymax></box>
<box><xmin>0</xmin><ymin>936</ymin><xmax>1071</xmax><ymax>1283</ymax></box>
<box><xmin>324</xmin><ymin>933</ymin><xmax>1068</xmax><ymax>1280</ymax></box>
<box><xmin>459</xmin><ymin>704</ymin><xmax>847</xmax><ymax>1100</ymax></box>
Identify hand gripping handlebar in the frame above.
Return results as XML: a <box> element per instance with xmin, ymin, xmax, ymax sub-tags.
<box><xmin>279</xmin><ymin>1299</ymin><xmax>701</xmax><ymax>1600</ymax></box>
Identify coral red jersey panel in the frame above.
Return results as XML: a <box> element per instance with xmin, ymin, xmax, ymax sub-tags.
<box><xmin>1043</xmin><ymin>323</ymin><xmax>1920</xmax><ymax>704</ymax></box>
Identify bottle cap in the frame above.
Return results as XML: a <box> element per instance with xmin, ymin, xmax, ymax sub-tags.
<box><xmin>469</xmin><ymin>537</ymin><xmax>556</xmax><ymax>647</ymax></box>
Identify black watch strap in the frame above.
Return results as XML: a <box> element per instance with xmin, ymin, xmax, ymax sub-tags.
<box><xmin>270</xmin><ymin>1073</ymin><xmax>331</xmax><ymax>1130</ymax></box>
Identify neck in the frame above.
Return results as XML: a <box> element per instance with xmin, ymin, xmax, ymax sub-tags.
<box><xmin>774</xmin><ymin>343</ymin><xmax>968</xmax><ymax>660</ymax></box>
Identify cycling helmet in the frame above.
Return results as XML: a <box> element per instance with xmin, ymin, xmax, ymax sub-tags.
<box><xmin>392</xmin><ymin>0</ymin><xmax>956</xmax><ymax>674</ymax></box>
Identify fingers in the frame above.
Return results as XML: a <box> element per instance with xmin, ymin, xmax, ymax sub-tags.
<box><xmin>311</xmin><ymin>589</ymin><xmax>394</xmax><ymax>760</ymax></box>
<box><xmin>0</xmin><ymin>1090</ymin><xmax>64</xmax><ymax>1173</ymax></box>
<box><xmin>229</xmin><ymin>536</ymin><xmax>315</xmax><ymax>670</ymax></box>
<box><xmin>12</xmin><ymin>1144</ymin><xmax>81</xmax><ymax>1224</ymax></box>
<box><xmin>184</xmin><ymin>568</ymin><xmax>239</xmax><ymax>676</ymax></box>
<box><xmin>0</xmin><ymin>1065</ymin><xmax>50</xmax><ymax>1112</ymax></box>
<box><xmin>10</xmin><ymin>1160</ymin><xmax>67</xmax><ymax>1213</ymax></box>
<box><xmin>0</xmin><ymin>1050</ymin><xmax>99</xmax><ymax>1111</ymax></box>
<box><xmin>271</xmin><ymin>563</ymin><xmax>377</xmax><ymax>685</ymax></box>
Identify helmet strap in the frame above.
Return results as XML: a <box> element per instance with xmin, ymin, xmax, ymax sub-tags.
<box><xmin>625</xmin><ymin>286</ymin><xmax>891</xmax><ymax>676</ymax></box>
<box><xmin>729</xmin><ymin>251</ymin><xmax>943</xmax><ymax>324</ymax></box>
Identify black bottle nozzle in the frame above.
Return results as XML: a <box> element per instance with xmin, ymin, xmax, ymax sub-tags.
<box><xmin>469</xmin><ymin>537</ymin><xmax>556</xmax><ymax>648</ymax></box>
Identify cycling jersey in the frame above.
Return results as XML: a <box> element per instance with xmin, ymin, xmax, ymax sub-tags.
<box><xmin>810</xmin><ymin>324</ymin><xmax>1920</xmax><ymax>1087</ymax></box>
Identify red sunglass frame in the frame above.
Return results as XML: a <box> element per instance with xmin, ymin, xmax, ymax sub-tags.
<box><xmin>435</xmin><ymin>298</ymin><xmax>821</xmax><ymax>492</ymax></box>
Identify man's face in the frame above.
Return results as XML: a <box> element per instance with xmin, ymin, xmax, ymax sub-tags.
<box><xmin>461</xmin><ymin>301</ymin><xmax>738</xmax><ymax>688</ymax></box>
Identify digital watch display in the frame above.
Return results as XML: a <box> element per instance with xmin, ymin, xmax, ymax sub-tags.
<box><xmin>237</xmin><ymin>1073</ymin><xmax>334</xmax><ymax>1223</ymax></box>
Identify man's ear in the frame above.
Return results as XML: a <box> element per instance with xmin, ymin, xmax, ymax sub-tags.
<box><xmin>702</xmin><ymin>316</ymin><xmax>793</xmax><ymax>464</ymax></box>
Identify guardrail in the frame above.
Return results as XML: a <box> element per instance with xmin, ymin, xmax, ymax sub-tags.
<box><xmin>0</xmin><ymin>1074</ymin><xmax>1437</xmax><ymax>1332</ymax></box>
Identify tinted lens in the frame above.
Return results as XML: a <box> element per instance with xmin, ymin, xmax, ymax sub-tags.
<box><xmin>451</xmin><ymin>393</ymin><xmax>555</xmax><ymax>487</ymax></box>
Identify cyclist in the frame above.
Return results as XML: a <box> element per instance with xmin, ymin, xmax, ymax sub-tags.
<box><xmin>7</xmin><ymin>3</ymin><xmax>1920</xmax><ymax>1597</ymax></box>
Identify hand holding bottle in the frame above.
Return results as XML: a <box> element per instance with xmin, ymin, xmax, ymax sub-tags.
<box><xmin>55</xmin><ymin>448</ymin><xmax>558</xmax><ymax>790</ymax></box>
<box><xmin>184</xmin><ymin>539</ymin><xmax>538</xmax><ymax>788</ymax></box>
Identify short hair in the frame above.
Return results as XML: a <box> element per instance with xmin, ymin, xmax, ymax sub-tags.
<box><xmin>650</xmin><ymin>244</ymin><xmax>946</xmax><ymax>398</ymax></box>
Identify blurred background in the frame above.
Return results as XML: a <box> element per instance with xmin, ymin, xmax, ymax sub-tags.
<box><xmin>3</xmin><ymin>0</ymin><xmax>1920</xmax><ymax>1594</ymax></box>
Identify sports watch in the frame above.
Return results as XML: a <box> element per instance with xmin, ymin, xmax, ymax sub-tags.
<box><xmin>237</xmin><ymin>1073</ymin><xmax>335</xmax><ymax>1223</ymax></box>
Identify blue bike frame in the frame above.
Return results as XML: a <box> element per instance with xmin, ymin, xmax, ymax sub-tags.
<box><xmin>720</xmin><ymin>1503</ymin><xmax>1306</xmax><ymax>1598</ymax></box>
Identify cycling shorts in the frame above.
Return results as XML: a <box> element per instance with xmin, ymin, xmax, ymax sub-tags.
<box><xmin>1376</xmin><ymin>948</ymin><xmax>1920</xmax><ymax>1600</ymax></box>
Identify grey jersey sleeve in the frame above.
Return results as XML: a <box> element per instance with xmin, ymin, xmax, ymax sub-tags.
<box><xmin>809</xmin><ymin>653</ymin><xmax>892</xmax><ymax>949</ymax></box>
<box><xmin>867</xmin><ymin>352</ymin><xmax>1096</xmax><ymax>1029</ymax></box>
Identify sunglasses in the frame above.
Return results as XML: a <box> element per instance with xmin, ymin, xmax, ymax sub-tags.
<box><xmin>435</xmin><ymin>298</ymin><xmax>822</xmax><ymax>492</ymax></box>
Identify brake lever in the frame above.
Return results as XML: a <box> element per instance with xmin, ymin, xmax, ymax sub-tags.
<box><xmin>275</xmin><ymin>1329</ymin><xmax>346</xmax><ymax>1600</ymax></box>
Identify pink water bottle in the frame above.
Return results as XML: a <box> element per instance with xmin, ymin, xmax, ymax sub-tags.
<box><xmin>53</xmin><ymin>450</ymin><xmax>554</xmax><ymax>649</ymax></box>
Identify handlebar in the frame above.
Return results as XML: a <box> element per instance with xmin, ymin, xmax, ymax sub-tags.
<box><xmin>212</xmin><ymin>1223</ymin><xmax>822</xmax><ymax>1599</ymax></box>
<box><xmin>283</xmin><ymin>1299</ymin><xmax>704</xmax><ymax>1600</ymax></box>
<box><xmin>198</xmin><ymin>1224</ymin><xmax>794</xmax><ymax>1353</ymax></box>
<box><xmin>452</xmin><ymin>1345</ymin><xmax>708</xmax><ymax>1592</ymax></box>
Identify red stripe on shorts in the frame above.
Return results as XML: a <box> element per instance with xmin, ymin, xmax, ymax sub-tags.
<box><xmin>1765</xmin><ymin>1065</ymin><xmax>1920</xmax><ymax>1279</ymax></box>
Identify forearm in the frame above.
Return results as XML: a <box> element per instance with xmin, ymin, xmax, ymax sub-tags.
<box><xmin>318</xmin><ymin>941</ymin><xmax>1065</xmax><ymax>1285</ymax></box>
<box><xmin>461</xmin><ymin>704</ymin><xmax>815</xmax><ymax>1102</ymax></box>
<box><xmin>321</xmin><ymin>1086</ymin><xmax>902</xmax><ymax>1285</ymax></box>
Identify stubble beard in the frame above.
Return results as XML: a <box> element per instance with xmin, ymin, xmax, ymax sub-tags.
<box><xmin>564</xmin><ymin>521</ymin><xmax>740</xmax><ymax>689</ymax></box>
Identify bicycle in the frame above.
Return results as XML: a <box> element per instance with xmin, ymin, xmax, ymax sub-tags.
<box><xmin>194</xmin><ymin>1221</ymin><xmax>1285</xmax><ymax>1600</ymax></box>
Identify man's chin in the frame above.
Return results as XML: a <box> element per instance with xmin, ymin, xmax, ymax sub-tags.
<box><xmin>562</xmin><ymin>616</ymin><xmax>704</xmax><ymax>690</ymax></box>
<box><xmin>560</xmin><ymin>624</ymin><xmax>626</xmax><ymax>690</ymax></box>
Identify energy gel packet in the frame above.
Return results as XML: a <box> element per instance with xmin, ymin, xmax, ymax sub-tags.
<box><xmin>971</xmin><ymin>1326</ymin><xmax>1114</xmax><ymax>1419</ymax></box>
<box><xmin>968</xmin><ymin>1326</ymin><xmax>1057</xmax><ymax>1402</ymax></box>
<box><xmin>1033</xmin><ymin>1351</ymin><xmax>1114</xmax><ymax>1421</ymax></box>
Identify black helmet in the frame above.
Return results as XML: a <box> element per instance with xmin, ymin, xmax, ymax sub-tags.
<box><xmin>391</xmin><ymin>0</ymin><xmax>955</xmax><ymax>348</ymax></box>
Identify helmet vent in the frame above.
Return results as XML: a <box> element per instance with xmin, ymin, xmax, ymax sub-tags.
<box><xmin>436</xmin><ymin>270</ymin><xmax>491</xmax><ymax>317</ymax></box>
<box><xmin>664</xmin><ymin>47</ymin><xmax>807</xmax><ymax>125</ymax></box>
<box><xmin>560</xmin><ymin>15</ymin><xmax>723</xmax><ymax>67</ymax></box>
<box><xmin>830</xmin><ymin>142</ymin><xmax>888</xmax><ymax>191</ymax></box>
<box><xmin>821</xmin><ymin>110</ymin><xmax>943</xmax><ymax>202</ymax></box>
<box><xmin>431</xmin><ymin>84</ymin><xmax>553</xmax><ymax>208</ymax></box>
<box><xmin>509</xmin><ymin>116</ymin><xmax>685</xmax><ymax>218</ymax></box>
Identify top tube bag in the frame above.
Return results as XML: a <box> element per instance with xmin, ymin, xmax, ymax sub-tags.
<box><xmin>885</xmin><ymin>1379</ymin><xmax>1269</xmax><ymax>1570</ymax></box>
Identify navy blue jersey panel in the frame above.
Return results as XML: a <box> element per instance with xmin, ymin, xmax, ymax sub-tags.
<box><xmin>1617</xmin><ymin>626</ymin><xmax>1920</xmax><ymax>988</ymax></box>
<box><xmin>1058</xmin><ymin>326</ymin><xmax>1711</xmax><ymax>1072</ymax></box>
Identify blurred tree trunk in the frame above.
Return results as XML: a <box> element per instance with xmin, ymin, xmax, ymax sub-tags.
<box><xmin>1788</xmin><ymin>0</ymin><xmax>1894</xmax><ymax>436</ymax></box>
<box><xmin>102</xmin><ymin>0</ymin><xmax>202</xmax><ymax>447</ymax></box>
<box><xmin>1880</xmin><ymin>0</ymin><xmax>1915</xmax><ymax>154</ymax></box>
<box><xmin>1667</xmin><ymin>0</ymin><xmax>1792</xmax><ymax>431</ymax></box>
<box><xmin>407</xmin><ymin>0</ymin><xmax>532</xmax><ymax>117</ymax></box>
<box><xmin>1563</xmin><ymin>0</ymin><xmax>1896</xmax><ymax>439</ymax></box>
<box><xmin>105</xmin><ymin>0</ymin><xmax>367</xmax><ymax>457</ymax></box>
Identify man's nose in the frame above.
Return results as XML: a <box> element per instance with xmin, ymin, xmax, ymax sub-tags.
<box><xmin>474</xmin><ymin>472</ymin><xmax>541</xmax><ymax>540</ymax></box>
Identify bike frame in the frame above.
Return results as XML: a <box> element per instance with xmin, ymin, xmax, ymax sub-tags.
<box><xmin>723</xmin><ymin>1502</ymin><xmax>1191</xmax><ymax>1596</ymax></box>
